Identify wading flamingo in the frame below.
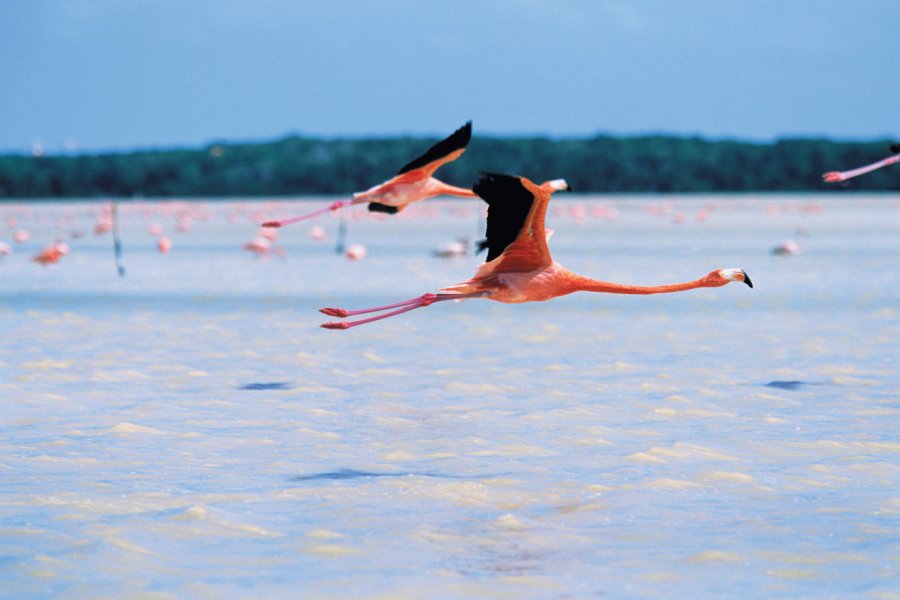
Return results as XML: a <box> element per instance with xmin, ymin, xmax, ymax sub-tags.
<box><xmin>822</xmin><ymin>144</ymin><xmax>899</xmax><ymax>183</ymax></box>
<box><xmin>32</xmin><ymin>239</ymin><xmax>69</xmax><ymax>266</ymax></box>
<box><xmin>320</xmin><ymin>173</ymin><xmax>753</xmax><ymax>330</ymax></box>
<box><xmin>263</xmin><ymin>122</ymin><xmax>476</xmax><ymax>228</ymax></box>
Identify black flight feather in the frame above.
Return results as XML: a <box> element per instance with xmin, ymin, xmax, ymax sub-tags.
<box><xmin>396</xmin><ymin>121</ymin><xmax>472</xmax><ymax>175</ymax></box>
<box><xmin>473</xmin><ymin>173</ymin><xmax>536</xmax><ymax>262</ymax></box>
<box><xmin>367</xmin><ymin>202</ymin><xmax>399</xmax><ymax>214</ymax></box>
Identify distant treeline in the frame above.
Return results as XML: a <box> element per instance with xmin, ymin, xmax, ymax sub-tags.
<box><xmin>0</xmin><ymin>134</ymin><xmax>896</xmax><ymax>198</ymax></box>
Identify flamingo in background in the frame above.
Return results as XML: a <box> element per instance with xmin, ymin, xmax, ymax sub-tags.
<box><xmin>263</xmin><ymin>122</ymin><xmax>477</xmax><ymax>228</ymax></box>
<box><xmin>822</xmin><ymin>144</ymin><xmax>899</xmax><ymax>183</ymax></box>
<box><xmin>320</xmin><ymin>173</ymin><xmax>752</xmax><ymax>330</ymax></box>
<box><xmin>32</xmin><ymin>239</ymin><xmax>69</xmax><ymax>266</ymax></box>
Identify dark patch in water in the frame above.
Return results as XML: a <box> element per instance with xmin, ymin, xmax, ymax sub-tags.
<box><xmin>293</xmin><ymin>469</ymin><xmax>411</xmax><ymax>482</ymax></box>
<box><xmin>292</xmin><ymin>468</ymin><xmax>480</xmax><ymax>483</ymax></box>
<box><xmin>239</xmin><ymin>382</ymin><xmax>293</xmax><ymax>391</ymax></box>
<box><xmin>764</xmin><ymin>380</ymin><xmax>822</xmax><ymax>390</ymax></box>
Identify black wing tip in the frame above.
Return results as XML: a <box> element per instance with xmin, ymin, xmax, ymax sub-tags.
<box><xmin>891</xmin><ymin>143</ymin><xmax>900</xmax><ymax>154</ymax></box>
<box><xmin>450</xmin><ymin>120</ymin><xmax>473</xmax><ymax>148</ymax></box>
<box><xmin>444</xmin><ymin>120</ymin><xmax>473</xmax><ymax>148</ymax></box>
<box><xmin>395</xmin><ymin>121</ymin><xmax>474</xmax><ymax>175</ymax></box>
<box><xmin>367</xmin><ymin>202</ymin><xmax>399</xmax><ymax>214</ymax></box>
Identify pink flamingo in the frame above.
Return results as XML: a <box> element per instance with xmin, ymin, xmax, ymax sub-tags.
<box><xmin>243</xmin><ymin>236</ymin><xmax>272</xmax><ymax>255</ymax></box>
<box><xmin>243</xmin><ymin>233</ymin><xmax>286</xmax><ymax>259</ymax></box>
<box><xmin>263</xmin><ymin>122</ymin><xmax>476</xmax><ymax>228</ymax></box>
<box><xmin>32</xmin><ymin>240</ymin><xmax>69</xmax><ymax>266</ymax></box>
<box><xmin>823</xmin><ymin>144</ymin><xmax>899</xmax><ymax>183</ymax></box>
<box><xmin>345</xmin><ymin>244</ymin><xmax>367</xmax><ymax>261</ymax></box>
<box><xmin>320</xmin><ymin>173</ymin><xmax>753</xmax><ymax>330</ymax></box>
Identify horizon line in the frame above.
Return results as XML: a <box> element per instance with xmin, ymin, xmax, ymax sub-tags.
<box><xmin>4</xmin><ymin>129</ymin><xmax>897</xmax><ymax>158</ymax></box>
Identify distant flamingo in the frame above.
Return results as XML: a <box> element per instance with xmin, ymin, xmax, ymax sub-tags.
<box><xmin>263</xmin><ymin>122</ymin><xmax>476</xmax><ymax>228</ymax></box>
<box><xmin>243</xmin><ymin>233</ymin><xmax>286</xmax><ymax>259</ymax></box>
<box><xmin>345</xmin><ymin>244</ymin><xmax>367</xmax><ymax>261</ymax></box>
<box><xmin>432</xmin><ymin>237</ymin><xmax>469</xmax><ymax>258</ymax></box>
<box><xmin>32</xmin><ymin>240</ymin><xmax>69</xmax><ymax>266</ymax></box>
<box><xmin>823</xmin><ymin>144</ymin><xmax>899</xmax><ymax>183</ymax></box>
<box><xmin>94</xmin><ymin>214</ymin><xmax>113</xmax><ymax>235</ymax></box>
<box><xmin>771</xmin><ymin>239</ymin><xmax>800</xmax><ymax>256</ymax></box>
<box><xmin>320</xmin><ymin>173</ymin><xmax>753</xmax><ymax>329</ymax></box>
<box><xmin>243</xmin><ymin>236</ymin><xmax>272</xmax><ymax>255</ymax></box>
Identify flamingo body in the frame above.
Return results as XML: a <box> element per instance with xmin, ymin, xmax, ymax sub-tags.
<box><xmin>320</xmin><ymin>173</ymin><xmax>752</xmax><ymax>329</ymax></box>
<box><xmin>353</xmin><ymin>176</ymin><xmax>474</xmax><ymax>214</ymax></box>
<box><xmin>264</xmin><ymin>122</ymin><xmax>476</xmax><ymax>227</ymax></box>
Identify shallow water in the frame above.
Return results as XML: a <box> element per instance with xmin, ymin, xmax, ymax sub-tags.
<box><xmin>1</xmin><ymin>195</ymin><xmax>898</xmax><ymax>599</ymax></box>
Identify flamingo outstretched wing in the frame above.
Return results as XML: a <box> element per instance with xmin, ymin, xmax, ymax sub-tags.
<box><xmin>394</xmin><ymin>121</ymin><xmax>472</xmax><ymax>178</ymax></box>
<box><xmin>473</xmin><ymin>173</ymin><xmax>553</xmax><ymax>274</ymax></box>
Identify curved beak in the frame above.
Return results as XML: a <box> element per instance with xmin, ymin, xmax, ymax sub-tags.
<box><xmin>741</xmin><ymin>270</ymin><xmax>753</xmax><ymax>288</ymax></box>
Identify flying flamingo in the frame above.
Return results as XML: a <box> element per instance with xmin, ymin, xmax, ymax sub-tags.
<box><xmin>263</xmin><ymin>122</ymin><xmax>476</xmax><ymax>228</ymax></box>
<box><xmin>822</xmin><ymin>144</ymin><xmax>899</xmax><ymax>183</ymax></box>
<box><xmin>320</xmin><ymin>173</ymin><xmax>753</xmax><ymax>330</ymax></box>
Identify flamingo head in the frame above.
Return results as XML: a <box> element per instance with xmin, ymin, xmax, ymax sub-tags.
<box><xmin>713</xmin><ymin>268</ymin><xmax>753</xmax><ymax>288</ymax></box>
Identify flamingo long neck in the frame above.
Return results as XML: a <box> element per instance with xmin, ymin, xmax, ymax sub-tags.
<box><xmin>567</xmin><ymin>273</ymin><xmax>710</xmax><ymax>295</ymax></box>
<box><xmin>432</xmin><ymin>180</ymin><xmax>477</xmax><ymax>198</ymax></box>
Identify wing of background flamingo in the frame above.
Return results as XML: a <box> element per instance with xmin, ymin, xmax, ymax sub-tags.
<box><xmin>395</xmin><ymin>121</ymin><xmax>472</xmax><ymax>177</ymax></box>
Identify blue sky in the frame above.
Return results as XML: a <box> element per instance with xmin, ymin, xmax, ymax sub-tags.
<box><xmin>2</xmin><ymin>0</ymin><xmax>898</xmax><ymax>154</ymax></box>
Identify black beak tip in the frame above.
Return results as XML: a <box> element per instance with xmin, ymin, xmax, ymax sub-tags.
<box><xmin>743</xmin><ymin>272</ymin><xmax>753</xmax><ymax>288</ymax></box>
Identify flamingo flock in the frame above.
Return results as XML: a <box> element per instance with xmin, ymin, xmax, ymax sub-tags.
<box><xmin>10</xmin><ymin>122</ymin><xmax>899</xmax><ymax>331</ymax></box>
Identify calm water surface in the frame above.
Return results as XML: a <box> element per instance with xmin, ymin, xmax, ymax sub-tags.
<box><xmin>1</xmin><ymin>195</ymin><xmax>898</xmax><ymax>599</ymax></box>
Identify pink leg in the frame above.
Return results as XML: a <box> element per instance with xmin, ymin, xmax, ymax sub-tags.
<box><xmin>320</xmin><ymin>293</ymin><xmax>438</xmax><ymax>318</ymax></box>
<box><xmin>320</xmin><ymin>292</ymin><xmax>487</xmax><ymax>330</ymax></box>
<box><xmin>262</xmin><ymin>200</ymin><xmax>353</xmax><ymax>227</ymax></box>
<box><xmin>823</xmin><ymin>155</ymin><xmax>899</xmax><ymax>183</ymax></box>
